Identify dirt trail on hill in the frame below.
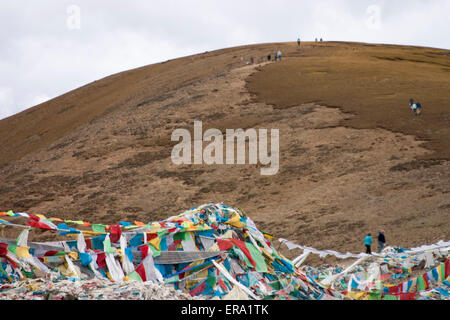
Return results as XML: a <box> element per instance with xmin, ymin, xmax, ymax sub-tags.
<box><xmin>0</xmin><ymin>42</ymin><xmax>448</xmax><ymax>260</ymax></box>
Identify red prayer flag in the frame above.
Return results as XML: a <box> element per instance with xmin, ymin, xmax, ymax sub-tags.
<box><xmin>139</xmin><ymin>245</ymin><xmax>149</xmax><ymax>259</ymax></box>
<box><xmin>27</xmin><ymin>219</ymin><xmax>55</xmax><ymax>230</ymax></box>
<box><xmin>229</xmin><ymin>238</ymin><xmax>256</xmax><ymax>268</ymax></box>
<box><xmin>190</xmin><ymin>281</ymin><xmax>206</xmax><ymax>296</ymax></box>
<box><xmin>85</xmin><ymin>238</ymin><xmax>92</xmax><ymax>250</ymax></box>
<box><xmin>423</xmin><ymin>273</ymin><xmax>429</xmax><ymax>289</ymax></box>
<box><xmin>147</xmin><ymin>233</ymin><xmax>158</xmax><ymax>241</ymax></box>
<box><xmin>445</xmin><ymin>259</ymin><xmax>450</xmax><ymax>278</ymax></box>
<box><xmin>44</xmin><ymin>251</ymin><xmax>59</xmax><ymax>256</ymax></box>
<box><xmin>398</xmin><ymin>292</ymin><xmax>416</xmax><ymax>300</ymax></box>
<box><xmin>135</xmin><ymin>263</ymin><xmax>147</xmax><ymax>282</ymax></box>
<box><xmin>0</xmin><ymin>243</ymin><xmax>8</xmax><ymax>256</ymax></box>
<box><xmin>168</xmin><ymin>240</ymin><xmax>182</xmax><ymax>251</ymax></box>
<box><xmin>218</xmin><ymin>278</ymin><xmax>229</xmax><ymax>291</ymax></box>
<box><xmin>28</xmin><ymin>214</ymin><xmax>39</xmax><ymax>221</ymax></box>
<box><xmin>217</xmin><ymin>239</ymin><xmax>234</xmax><ymax>251</ymax></box>
<box><xmin>96</xmin><ymin>252</ymin><xmax>106</xmax><ymax>269</ymax></box>
<box><xmin>6</xmin><ymin>256</ymin><xmax>19</xmax><ymax>269</ymax></box>
<box><xmin>389</xmin><ymin>284</ymin><xmax>401</xmax><ymax>295</ymax></box>
<box><xmin>380</xmin><ymin>274</ymin><xmax>391</xmax><ymax>281</ymax></box>
<box><xmin>109</xmin><ymin>224</ymin><xmax>122</xmax><ymax>243</ymax></box>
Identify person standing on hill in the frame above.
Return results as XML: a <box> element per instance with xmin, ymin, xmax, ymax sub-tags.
<box><xmin>274</xmin><ymin>52</ymin><xmax>278</xmax><ymax>62</ymax></box>
<box><xmin>409</xmin><ymin>98</ymin><xmax>422</xmax><ymax>115</ymax></box>
<box><xmin>297</xmin><ymin>38</ymin><xmax>301</xmax><ymax>47</ymax></box>
<box><xmin>277</xmin><ymin>50</ymin><xmax>282</xmax><ymax>61</ymax></box>
<box><xmin>378</xmin><ymin>230</ymin><xmax>386</xmax><ymax>253</ymax></box>
<box><xmin>364</xmin><ymin>233</ymin><xmax>373</xmax><ymax>254</ymax></box>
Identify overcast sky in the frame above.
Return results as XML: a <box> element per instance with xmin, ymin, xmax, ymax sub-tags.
<box><xmin>1</xmin><ymin>0</ymin><xmax>449</xmax><ymax>120</ymax></box>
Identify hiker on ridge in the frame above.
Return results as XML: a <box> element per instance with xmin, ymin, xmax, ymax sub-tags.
<box><xmin>378</xmin><ymin>230</ymin><xmax>386</xmax><ymax>253</ymax></box>
<box><xmin>364</xmin><ymin>233</ymin><xmax>373</xmax><ymax>254</ymax></box>
<box><xmin>409</xmin><ymin>98</ymin><xmax>422</xmax><ymax>115</ymax></box>
<box><xmin>277</xmin><ymin>50</ymin><xmax>282</xmax><ymax>61</ymax></box>
<box><xmin>297</xmin><ymin>38</ymin><xmax>301</xmax><ymax>47</ymax></box>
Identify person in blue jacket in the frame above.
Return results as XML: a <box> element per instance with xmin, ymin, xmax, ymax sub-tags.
<box><xmin>409</xmin><ymin>98</ymin><xmax>422</xmax><ymax>115</ymax></box>
<box><xmin>364</xmin><ymin>233</ymin><xmax>373</xmax><ymax>254</ymax></box>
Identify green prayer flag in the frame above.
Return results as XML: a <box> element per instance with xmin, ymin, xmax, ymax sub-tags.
<box><xmin>174</xmin><ymin>232</ymin><xmax>191</xmax><ymax>241</ymax></box>
<box><xmin>148</xmin><ymin>245</ymin><xmax>161</xmax><ymax>257</ymax></box>
<box><xmin>7</xmin><ymin>244</ymin><xmax>16</xmax><ymax>255</ymax></box>
<box><xmin>245</xmin><ymin>242</ymin><xmax>268</xmax><ymax>273</ymax></box>
<box><xmin>417</xmin><ymin>275</ymin><xmax>425</xmax><ymax>291</ymax></box>
<box><xmin>382</xmin><ymin>294</ymin><xmax>398</xmax><ymax>300</ymax></box>
<box><xmin>103</xmin><ymin>237</ymin><xmax>115</xmax><ymax>254</ymax></box>
<box><xmin>157</xmin><ymin>230</ymin><xmax>168</xmax><ymax>238</ymax></box>
<box><xmin>92</xmin><ymin>224</ymin><xmax>106</xmax><ymax>233</ymax></box>
<box><xmin>268</xmin><ymin>280</ymin><xmax>281</xmax><ymax>290</ymax></box>
<box><xmin>164</xmin><ymin>275</ymin><xmax>180</xmax><ymax>284</ymax></box>
<box><xmin>127</xmin><ymin>271</ymin><xmax>143</xmax><ymax>282</ymax></box>
<box><xmin>368</xmin><ymin>291</ymin><xmax>381</xmax><ymax>300</ymax></box>
<box><xmin>207</xmin><ymin>275</ymin><xmax>216</xmax><ymax>288</ymax></box>
<box><xmin>22</xmin><ymin>269</ymin><xmax>35</xmax><ymax>278</ymax></box>
<box><xmin>0</xmin><ymin>263</ymin><xmax>7</xmax><ymax>276</ymax></box>
<box><xmin>231</xmin><ymin>247</ymin><xmax>253</xmax><ymax>268</ymax></box>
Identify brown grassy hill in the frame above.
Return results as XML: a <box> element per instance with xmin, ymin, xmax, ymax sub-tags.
<box><xmin>0</xmin><ymin>42</ymin><xmax>448</xmax><ymax>260</ymax></box>
<box><xmin>247</xmin><ymin>41</ymin><xmax>450</xmax><ymax>160</ymax></box>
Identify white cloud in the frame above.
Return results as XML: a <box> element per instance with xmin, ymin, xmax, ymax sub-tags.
<box><xmin>0</xmin><ymin>87</ymin><xmax>15</xmax><ymax>120</ymax></box>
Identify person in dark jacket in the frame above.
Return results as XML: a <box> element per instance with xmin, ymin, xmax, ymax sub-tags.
<box><xmin>378</xmin><ymin>230</ymin><xmax>386</xmax><ymax>253</ymax></box>
<box><xmin>364</xmin><ymin>234</ymin><xmax>373</xmax><ymax>254</ymax></box>
<box><xmin>409</xmin><ymin>98</ymin><xmax>422</xmax><ymax>115</ymax></box>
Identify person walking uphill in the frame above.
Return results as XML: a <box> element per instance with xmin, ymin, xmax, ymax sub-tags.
<box><xmin>409</xmin><ymin>98</ymin><xmax>422</xmax><ymax>115</ymax></box>
<box><xmin>378</xmin><ymin>230</ymin><xmax>386</xmax><ymax>253</ymax></box>
<box><xmin>364</xmin><ymin>234</ymin><xmax>373</xmax><ymax>254</ymax></box>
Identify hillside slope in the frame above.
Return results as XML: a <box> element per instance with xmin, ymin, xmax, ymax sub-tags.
<box><xmin>0</xmin><ymin>42</ymin><xmax>448</xmax><ymax>257</ymax></box>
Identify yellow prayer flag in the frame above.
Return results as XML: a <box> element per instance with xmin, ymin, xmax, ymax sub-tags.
<box><xmin>225</xmin><ymin>214</ymin><xmax>246</xmax><ymax>228</ymax></box>
<box><xmin>123</xmin><ymin>275</ymin><xmax>132</xmax><ymax>281</ymax></box>
<box><xmin>16</xmin><ymin>246</ymin><xmax>31</xmax><ymax>259</ymax></box>
<box><xmin>68</xmin><ymin>252</ymin><xmax>78</xmax><ymax>260</ymax></box>
<box><xmin>149</xmin><ymin>237</ymin><xmax>161</xmax><ymax>251</ymax></box>
<box><xmin>261</xmin><ymin>247</ymin><xmax>274</xmax><ymax>261</ymax></box>
<box><xmin>347</xmin><ymin>291</ymin><xmax>366</xmax><ymax>300</ymax></box>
